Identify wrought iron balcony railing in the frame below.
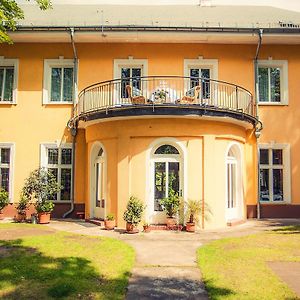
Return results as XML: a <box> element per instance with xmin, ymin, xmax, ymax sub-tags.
<box><xmin>73</xmin><ymin>76</ymin><xmax>255</xmax><ymax>124</ymax></box>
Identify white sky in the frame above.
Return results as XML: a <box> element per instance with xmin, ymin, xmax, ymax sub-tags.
<box><xmin>19</xmin><ymin>0</ymin><xmax>300</xmax><ymax>12</ymax></box>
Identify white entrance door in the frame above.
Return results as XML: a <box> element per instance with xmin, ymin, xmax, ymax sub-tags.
<box><xmin>93</xmin><ymin>156</ymin><xmax>105</xmax><ymax>219</ymax></box>
<box><xmin>226</xmin><ymin>158</ymin><xmax>238</xmax><ymax>220</ymax></box>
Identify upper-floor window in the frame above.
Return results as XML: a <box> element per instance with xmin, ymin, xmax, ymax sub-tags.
<box><xmin>258</xmin><ymin>60</ymin><xmax>288</xmax><ymax>105</ymax></box>
<box><xmin>43</xmin><ymin>59</ymin><xmax>74</xmax><ymax>104</ymax></box>
<box><xmin>0</xmin><ymin>58</ymin><xmax>18</xmax><ymax>104</ymax></box>
<box><xmin>189</xmin><ymin>67</ymin><xmax>210</xmax><ymax>98</ymax></box>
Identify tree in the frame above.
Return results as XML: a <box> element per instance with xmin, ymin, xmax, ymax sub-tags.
<box><xmin>0</xmin><ymin>0</ymin><xmax>51</xmax><ymax>43</ymax></box>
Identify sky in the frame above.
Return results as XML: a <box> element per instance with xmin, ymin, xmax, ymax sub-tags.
<box><xmin>19</xmin><ymin>0</ymin><xmax>300</xmax><ymax>12</ymax></box>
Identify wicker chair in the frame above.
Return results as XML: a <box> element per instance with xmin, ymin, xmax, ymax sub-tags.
<box><xmin>126</xmin><ymin>85</ymin><xmax>146</xmax><ymax>104</ymax></box>
<box><xmin>178</xmin><ymin>85</ymin><xmax>201</xmax><ymax>104</ymax></box>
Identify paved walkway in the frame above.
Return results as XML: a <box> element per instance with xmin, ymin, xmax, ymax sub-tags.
<box><xmin>47</xmin><ymin>219</ymin><xmax>300</xmax><ymax>299</ymax></box>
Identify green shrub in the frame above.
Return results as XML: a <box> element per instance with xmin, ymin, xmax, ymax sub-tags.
<box><xmin>159</xmin><ymin>189</ymin><xmax>180</xmax><ymax>218</ymax></box>
<box><xmin>123</xmin><ymin>196</ymin><xmax>145</xmax><ymax>226</ymax></box>
<box><xmin>106</xmin><ymin>213</ymin><xmax>115</xmax><ymax>221</ymax></box>
<box><xmin>16</xmin><ymin>193</ymin><xmax>29</xmax><ymax>214</ymax></box>
<box><xmin>0</xmin><ymin>188</ymin><xmax>9</xmax><ymax>212</ymax></box>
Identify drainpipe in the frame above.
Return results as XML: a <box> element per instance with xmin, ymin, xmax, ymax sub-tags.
<box><xmin>254</xmin><ymin>29</ymin><xmax>263</xmax><ymax>220</ymax></box>
<box><xmin>63</xmin><ymin>27</ymin><xmax>78</xmax><ymax>218</ymax></box>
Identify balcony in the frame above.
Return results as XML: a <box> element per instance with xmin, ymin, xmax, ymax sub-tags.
<box><xmin>71</xmin><ymin>76</ymin><xmax>257</xmax><ymax>126</ymax></box>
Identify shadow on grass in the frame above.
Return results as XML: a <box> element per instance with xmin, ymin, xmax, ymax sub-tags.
<box><xmin>272</xmin><ymin>225</ymin><xmax>300</xmax><ymax>234</ymax></box>
<box><xmin>203</xmin><ymin>279</ymin><xmax>235</xmax><ymax>299</ymax></box>
<box><xmin>0</xmin><ymin>239</ymin><xmax>130</xmax><ymax>299</ymax></box>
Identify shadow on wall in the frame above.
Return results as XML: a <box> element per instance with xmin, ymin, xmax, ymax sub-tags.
<box><xmin>0</xmin><ymin>239</ymin><xmax>130</xmax><ymax>299</ymax></box>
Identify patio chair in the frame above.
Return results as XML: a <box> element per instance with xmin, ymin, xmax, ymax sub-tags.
<box><xmin>177</xmin><ymin>85</ymin><xmax>201</xmax><ymax>104</ymax></box>
<box><xmin>126</xmin><ymin>85</ymin><xmax>146</xmax><ymax>104</ymax></box>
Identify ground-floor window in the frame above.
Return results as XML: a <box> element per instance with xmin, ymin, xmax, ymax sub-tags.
<box><xmin>0</xmin><ymin>144</ymin><xmax>13</xmax><ymax>197</ymax></box>
<box><xmin>41</xmin><ymin>144</ymin><xmax>72</xmax><ymax>201</ymax></box>
<box><xmin>259</xmin><ymin>144</ymin><xmax>290</xmax><ymax>202</ymax></box>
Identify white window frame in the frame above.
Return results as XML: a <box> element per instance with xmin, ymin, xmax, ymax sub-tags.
<box><xmin>0</xmin><ymin>142</ymin><xmax>15</xmax><ymax>202</ymax></box>
<box><xmin>257</xmin><ymin>59</ymin><xmax>288</xmax><ymax>105</ymax></box>
<box><xmin>43</xmin><ymin>58</ymin><xmax>75</xmax><ymax>105</ymax></box>
<box><xmin>0</xmin><ymin>57</ymin><xmax>19</xmax><ymax>105</ymax></box>
<box><xmin>259</xmin><ymin>143</ymin><xmax>291</xmax><ymax>203</ymax></box>
<box><xmin>40</xmin><ymin>143</ymin><xmax>72</xmax><ymax>202</ymax></box>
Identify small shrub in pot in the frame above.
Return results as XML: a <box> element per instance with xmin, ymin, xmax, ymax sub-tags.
<box><xmin>104</xmin><ymin>213</ymin><xmax>115</xmax><ymax>230</ymax></box>
<box><xmin>0</xmin><ymin>189</ymin><xmax>9</xmax><ymax>220</ymax></box>
<box><xmin>123</xmin><ymin>196</ymin><xmax>145</xmax><ymax>233</ymax></box>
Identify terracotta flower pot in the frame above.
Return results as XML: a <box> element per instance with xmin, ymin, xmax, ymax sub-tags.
<box><xmin>38</xmin><ymin>212</ymin><xmax>51</xmax><ymax>224</ymax></box>
<box><xmin>126</xmin><ymin>222</ymin><xmax>139</xmax><ymax>234</ymax></box>
<box><xmin>186</xmin><ymin>222</ymin><xmax>196</xmax><ymax>232</ymax></box>
<box><xmin>166</xmin><ymin>217</ymin><xmax>176</xmax><ymax>229</ymax></box>
<box><xmin>0</xmin><ymin>211</ymin><xmax>4</xmax><ymax>220</ymax></box>
<box><xmin>16</xmin><ymin>213</ymin><xmax>26</xmax><ymax>222</ymax></box>
<box><xmin>143</xmin><ymin>225</ymin><xmax>151</xmax><ymax>233</ymax></box>
<box><xmin>104</xmin><ymin>219</ymin><xmax>115</xmax><ymax>230</ymax></box>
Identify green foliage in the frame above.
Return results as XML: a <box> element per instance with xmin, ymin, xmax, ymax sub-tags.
<box><xmin>123</xmin><ymin>196</ymin><xmax>145</xmax><ymax>226</ymax></box>
<box><xmin>186</xmin><ymin>199</ymin><xmax>202</xmax><ymax>223</ymax></box>
<box><xmin>159</xmin><ymin>189</ymin><xmax>180</xmax><ymax>217</ymax></box>
<box><xmin>106</xmin><ymin>213</ymin><xmax>115</xmax><ymax>221</ymax></box>
<box><xmin>0</xmin><ymin>188</ymin><xmax>9</xmax><ymax>211</ymax></box>
<box><xmin>16</xmin><ymin>193</ymin><xmax>29</xmax><ymax>214</ymax></box>
<box><xmin>0</xmin><ymin>0</ymin><xmax>52</xmax><ymax>43</ymax></box>
<box><xmin>22</xmin><ymin>168</ymin><xmax>60</xmax><ymax>213</ymax></box>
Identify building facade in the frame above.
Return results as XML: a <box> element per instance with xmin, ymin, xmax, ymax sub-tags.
<box><xmin>1</xmin><ymin>4</ymin><xmax>299</xmax><ymax>228</ymax></box>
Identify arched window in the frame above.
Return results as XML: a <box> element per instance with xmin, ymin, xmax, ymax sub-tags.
<box><xmin>95</xmin><ymin>147</ymin><xmax>105</xmax><ymax>209</ymax></box>
<box><xmin>154</xmin><ymin>144</ymin><xmax>179</xmax><ymax>155</ymax></box>
<box><xmin>226</xmin><ymin>147</ymin><xmax>237</xmax><ymax>210</ymax></box>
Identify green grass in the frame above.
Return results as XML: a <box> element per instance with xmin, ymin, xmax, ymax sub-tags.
<box><xmin>197</xmin><ymin>226</ymin><xmax>300</xmax><ymax>300</ymax></box>
<box><xmin>0</xmin><ymin>223</ymin><xmax>135</xmax><ymax>299</ymax></box>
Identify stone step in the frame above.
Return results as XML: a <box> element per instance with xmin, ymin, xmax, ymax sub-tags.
<box><xmin>227</xmin><ymin>219</ymin><xmax>245</xmax><ymax>227</ymax></box>
<box><xmin>86</xmin><ymin>218</ymin><xmax>105</xmax><ymax>227</ymax></box>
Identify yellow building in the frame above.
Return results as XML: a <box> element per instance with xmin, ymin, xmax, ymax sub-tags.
<box><xmin>1</xmin><ymin>4</ymin><xmax>300</xmax><ymax>228</ymax></box>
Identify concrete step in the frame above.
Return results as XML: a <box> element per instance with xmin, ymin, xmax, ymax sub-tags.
<box><xmin>86</xmin><ymin>218</ymin><xmax>105</xmax><ymax>227</ymax></box>
<box><xmin>227</xmin><ymin>219</ymin><xmax>245</xmax><ymax>227</ymax></box>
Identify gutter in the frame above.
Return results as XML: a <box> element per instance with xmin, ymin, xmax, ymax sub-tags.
<box><xmin>63</xmin><ymin>27</ymin><xmax>78</xmax><ymax>218</ymax></box>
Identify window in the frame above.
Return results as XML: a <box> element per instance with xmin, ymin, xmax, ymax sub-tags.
<box><xmin>0</xmin><ymin>58</ymin><xmax>18</xmax><ymax>104</ymax></box>
<box><xmin>41</xmin><ymin>144</ymin><xmax>72</xmax><ymax>201</ymax></box>
<box><xmin>226</xmin><ymin>149</ymin><xmax>237</xmax><ymax>209</ymax></box>
<box><xmin>189</xmin><ymin>67</ymin><xmax>210</xmax><ymax>98</ymax></box>
<box><xmin>95</xmin><ymin>147</ymin><xmax>104</xmax><ymax>208</ymax></box>
<box><xmin>0</xmin><ymin>144</ymin><xmax>14</xmax><ymax>199</ymax></box>
<box><xmin>258</xmin><ymin>60</ymin><xmax>288</xmax><ymax>104</ymax></box>
<box><xmin>259</xmin><ymin>144</ymin><xmax>290</xmax><ymax>202</ymax></box>
<box><xmin>121</xmin><ymin>67</ymin><xmax>142</xmax><ymax>98</ymax></box>
<box><xmin>43</xmin><ymin>59</ymin><xmax>74</xmax><ymax>104</ymax></box>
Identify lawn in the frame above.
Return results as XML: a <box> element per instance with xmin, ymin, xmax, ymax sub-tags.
<box><xmin>197</xmin><ymin>226</ymin><xmax>300</xmax><ymax>300</ymax></box>
<box><xmin>0</xmin><ymin>223</ymin><xmax>135</xmax><ymax>299</ymax></box>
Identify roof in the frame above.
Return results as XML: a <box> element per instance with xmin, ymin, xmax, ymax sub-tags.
<box><xmin>18</xmin><ymin>4</ymin><xmax>300</xmax><ymax>29</ymax></box>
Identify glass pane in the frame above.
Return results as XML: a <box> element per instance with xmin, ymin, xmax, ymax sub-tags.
<box><xmin>48</xmin><ymin>168</ymin><xmax>58</xmax><ymax>200</ymax></box>
<box><xmin>258</xmin><ymin>68</ymin><xmax>269</xmax><ymax>102</ymax></box>
<box><xmin>132</xmin><ymin>68</ymin><xmax>141</xmax><ymax>90</ymax></box>
<box><xmin>190</xmin><ymin>68</ymin><xmax>199</xmax><ymax>88</ymax></box>
<box><xmin>51</xmin><ymin>68</ymin><xmax>62</xmax><ymax>101</ymax></box>
<box><xmin>201</xmin><ymin>69</ymin><xmax>210</xmax><ymax>99</ymax></box>
<box><xmin>63</xmin><ymin>68</ymin><xmax>73</xmax><ymax>102</ymax></box>
<box><xmin>272</xmin><ymin>149</ymin><xmax>283</xmax><ymax>165</ymax></box>
<box><xmin>4</xmin><ymin>68</ymin><xmax>14</xmax><ymax>101</ymax></box>
<box><xmin>231</xmin><ymin>164</ymin><xmax>236</xmax><ymax>208</ymax></box>
<box><xmin>270</xmin><ymin>68</ymin><xmax>281</xmax><ymax>102</ymax></box>
<box><xmin>0</xmin><ymin>167</ymin><xmax>9</xmax><ymax>192</ymax></box>
<box><xmin>98</xmin><ymin>148</ymin><xmax>103</xmax><ymax>157</ymax></box>
<box><xmin>260</xmin><ymin>149</ymin><xmax>269</xmax><ymax>165</ymax></box>
<box><xmin>168</xmin><ymin>162</ymin><xmax>179</xmax><ymax>194</ymax></box>
<box><xmin>260</xmin><ymin>169</ymin><xmax>270</xmax><ymax>201</ymax></box>
<box><xmin>227</xmin><ymin>164</ymin><xmax>231</xmax><ymax>208</ymax></box>
<box><xmin>0</xmin><ymin>68</ymin><xmax>3</xmax><ymax>100</ymax></box>
<box><xmin>154</xmin><ymin>162</ymin><xmax>166</xmax><ymax>211</ymax></box>
<box><xmin>273</xmin><ymin>169</ymin><xmax>283</xmax><ymax>201</ymax></box>
<box><xmin>95</xmin><ymin>163</ymin><xmax>100</xmax><ymax>207</ymax></box>
<box><xmin>61</xmin><ymin>168</ymin><xmax>71</xmax><ymax>201</ymax></box>
<box><xmin>1</xmin><ymin>148</ymin><xmax>10</xmax><ymax>164</ymax></box>
<box><xmin>61</xmin><ymin>148</ymin><xmax>72</xmax><ymax>165</ymax></box>
<box><xmin>48</xmin><ymin>148</ymin><xmax>58</xmax><ymax>164</ymax></box>
<box><xmin>121</xmin><ymin>68</ymin><xmax>130</xmax><ymax>98</ymax></box>
<box><xmin>155</xmin><ymin>145</ymin><xmax>179</xmax><ymax>155</ymax></box>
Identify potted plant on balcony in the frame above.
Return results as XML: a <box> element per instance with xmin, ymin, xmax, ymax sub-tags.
<box><xmin>123</xmin><ymin>196</ymin><xmax>145</xmax><ymax>233</ymax></box>
<box><xmin>104</xmin><ymin>213</ymin><xmax>116</xmax><ymax>230</ymax></box>
<box><xmin>15</xmin><ymin>193</ymin><xmax>29</xmax><ymax>222</ymax></box>
<box><xmin>159</xmin><ymin>189</ymin><xmax>180</xmax><ymax>229</ymax></box>
<box><xmin>22</xmin><ymin>168</ymin><xmax>61</xmax><ymax>224</ymax></box>
<box><xmin>0</xmin><ymin>188</ymin><xmax>9</xmax><ymax>220</ymax></box>
<box><xmin>185</xmin><ymin>199</ymin><xmax>202</xmax><ymax>233</ymax></box>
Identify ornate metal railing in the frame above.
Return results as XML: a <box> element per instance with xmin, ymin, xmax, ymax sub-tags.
<box><xmin>74</xmin><ymin>76</ymin><xmax>255</xmax><ymax>120</ymax></box>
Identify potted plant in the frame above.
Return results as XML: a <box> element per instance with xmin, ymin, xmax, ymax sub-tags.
<box><xmin>0</xmin><ymin>188</ymin><xmax>9</xmax><ymax>220</ymax></box>
<box><xmin>22</xmin><ymin>168</ymin><xmax>61</xmax><ymax>224</ymax></box>
<box><xmin>123</xmin><ymin>196</ymin><xmax>145</xmax><ymax>233</ymax></box>
<box><xmin>104</xmin><ymin>213</ymin><xmax>115</xmax><ymax>230</ymax></box>
<box><xmin>159</xmin><ymin>189</ymin><xmax>180</xmax><ymax>229</ymax></box>
<box><xmin>15</xmin><ymin>194</ymin><xmax>29</xmax><ymax>222</ymax></box>
<box><xmin>185</xmin><ymin>199</ymin><xmax>203</xmax><ymax>232</ymax></box>
<box><xmin>143</xmin><ymin>221</ymin><xmax>151</xmax><ymax>233</ymax></box>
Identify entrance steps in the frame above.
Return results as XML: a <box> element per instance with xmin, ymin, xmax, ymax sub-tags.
<box><xmin>227</xmin><ymin>219</ymin><xmax>245</xmax><ymax>227</ymax></box>
<box><xmin>86</xmin><ymin>218</ymin><xmax>105</xmax><ymax>227</ymax></box>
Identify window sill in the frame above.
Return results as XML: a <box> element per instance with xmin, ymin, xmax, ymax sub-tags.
<box><xmin>258</xmin><ymin>102</ymin><xmax>288</xmax><ymax>106</ymax></box>
<box><xmin>50</xmin><ymin>200</ymin><xmax>72</xmax><ymax>203</ymax></box>
<box><xmin>0</xmin><ymin>101</ymin><xmax>16</xmax><ymax>105</ymax></box>
<box><xmin>260</xmin><ymin>201</ymin><xmax>290</xmax><ymax>205</ymax></box>
<box><xmin>43</xmin><ymin>102</ymin><xmax>73</xmax><ymax>105</ymax></box>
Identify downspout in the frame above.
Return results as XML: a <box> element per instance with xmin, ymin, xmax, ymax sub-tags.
<box><xmin>63</xmin><ymin>27</ymin><xmax>78</xmax><ymax>218</ymax></box>
<box><xmin>254</xmin><ymin>29</ymin><xmax>263</xmax><ymax>220</ymax></box>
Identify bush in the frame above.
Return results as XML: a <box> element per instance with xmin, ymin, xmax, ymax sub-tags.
<box><xmin>106</xmin><ymin>213</ymin><xmax>115</xmax><ymax>221</ymax></box>
<box><xmin>123</xmin><ymin>196</ymin><xmax>145</xmax><ymax>226</ymax></box>
<box><xmin>159</xmin><ymin>189</ymin><xmax>180</xmax><ymax>218</ymax></box>
<box><xmin>186</xmin><ymin>199</ymin><xmax>202</xmax><ymax>223</ymax></box>
<box><xmin>0</xmin><ymin>188</ymin><xmax>9</xmax><ymax>212</ymax></box>
<box><xmin>16</xmin><ymin>193</ymin><xmax>29</xmax><ymax>215</ymax></box>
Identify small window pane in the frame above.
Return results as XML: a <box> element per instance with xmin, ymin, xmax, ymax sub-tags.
<box><xmin>98</xmin><ymin>148</ymin><xmax>103</xmax><ymax>157</ymax></box>
<box><xmin>201</xmin><ymin>69</ymin><xmax>210</xmax><ymax>99</ymax></box>
<box><xmin>4</xmin><ymin>68</ymin><xmax>14</xmax><ymax>101</ymax></box>
<box><xmin>155</xmin><ymin>144</ymin><xmax>179</xmax><ymax>155</ymax></box>
<box><xmin>63</xmin><ymin>68</ymin><xmax>73</xmax><ymax>102</ymax></box>
<box><xmin>273</xmin><ymin>169</ymin><xmax>283</xmax><ymax>201</ymax></box>
<box><xmin>0</xmin><ymin>68</ymin><xmax>4</xmax><ymax>99</ymax></box>
<box><xmin>1</xmin><ymin>148</ymin><xmax>10</xmax><ymax>164</ymax></box>
<box><xmin>61</xmin><ymin>168</ymin><xmax>71</xmax><ymax>200</ymax></box>
<box><xmin>51</xmin><ymin>68</ymin><xmax>62</xmax><ymax>101</ymax></box>
<box><xmin>121</xmin><ymin>68</ymin><xmax>130</xmax><ymax>98</ymax></box>
<box><xmin>154</xmin><ymin>162</ymin><xmax>166</xmax><ymax>211</ymax></box>
<box><xmin>270</xmin><ymin>68</ymin><xmax>281</xmax><ymax>102</ymax></box>
<box><xmin>48</xmin><ymin>149</ymin><xmax>58</xmax><ymax>164</ymax></box>
<box><xmin>190</xmin><ymin>69</ymin><xmax>199</xmax><ymax>88</ymax></box>
<box><xmin>132</xmin><ymin>68</ymin><xmax>141</xmax><ymax>90</ymax></box>
<box><xmin>260</xmin><ymin>169</ymin><xmax>270</xmax><ymax>201</ymax></box>
<box><xmin>272</xmin><ymin>149</ymin><xmax>283</xmax><ymax>165</ymax></box>
<box><xmin>260</xmin><ymin>149</ymin><xmax>269</xmax><ymax>165</ymax></box>
<box><xmin>61</xmin><ymin>148</ymin><xmax>72</xmax><ymax>165</ymax></box>
<box><xmin>0</xmin><ymin>167</ymin><xmax>9</xmax><ymax>192</ymax></box>
<box><xmin>258</xmin><ymin>68</ymin><xmax>269</xmax><ymax>102</ymax></box>
<box><xmin>48</xmin><ymin>168</ymin><xmax>58</xmax><ymax>200</ymax></box>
